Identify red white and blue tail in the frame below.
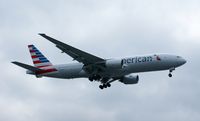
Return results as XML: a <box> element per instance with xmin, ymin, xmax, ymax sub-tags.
<box><xmin>28</xmin><ymin>45</ymin><xmax>53</xmax><ymax>68</ymax></box>
<box><xmin>28</xmin><ymin>45</ymin><xmax>57</xmax><ymax>75</ymax></box>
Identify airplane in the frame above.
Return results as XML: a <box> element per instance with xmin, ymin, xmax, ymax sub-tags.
<box><xmin>12</xmin><ymin>34</ymin><xmax>187</xmax><ymax>89</ymax></box>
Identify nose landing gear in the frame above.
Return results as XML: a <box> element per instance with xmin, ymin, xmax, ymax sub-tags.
<box><xmin>168</xmin><ymin>68</ymin><xmax>175</xmax><ymax>77</ymax></box>
<box><xmin>168</xmin><ymin>73</ymin><xmax>172</xmax><ymax>77</ymax></box>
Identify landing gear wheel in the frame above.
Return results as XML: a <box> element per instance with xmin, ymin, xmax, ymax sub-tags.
<box><xmin>168</xmin><ymin>73</ymin><xmax>172</xmax><ymax>77</ymax></box>
<box><xmin>99</xmin><ymin>85</ymin><xmax>104</xmax><ymax>90</ymax></box>
<box><xmin>99</xmin><ymin>83</ymin><xmax>111</xmax><ymax>90</ymax></box>
<box><xmin>103</xmin><ymin>84</ymin><xmax>107</xmax><ymax>88</ymax></box>
<box><xmin>168</xmin><ymin>68</ymin><xmax>175</xmax><ymax>78</ymax></box>
<box><xmin>89</xmin><ymin>77</ymin><xmax>93</xmax><ymax>82</ymax></box>
<box><xmin>107</xmin><ymin>83</ymin><xmax>111</xmax><ymax>87</ymax></box>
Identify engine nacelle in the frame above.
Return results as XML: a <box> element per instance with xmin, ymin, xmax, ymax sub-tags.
<box><xmin>105</xmin><ymin>59</ymin><xmax>122</xmax><ymax>69</ymax></box>
<box><xmin>120</xmin><ymin>75</ymin><xmax>139</xmax><ymax>84</ymax></box>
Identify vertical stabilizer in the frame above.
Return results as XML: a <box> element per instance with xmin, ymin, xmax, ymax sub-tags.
<box><xmin>28</xmin><ymin>45</ymin><xmax>53</xmax><ymax>68</ymax></box>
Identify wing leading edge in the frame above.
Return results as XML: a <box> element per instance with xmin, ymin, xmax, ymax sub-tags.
<box><xmin>39</xmin><ymin>34</ymin><xmax>105</xmax><ymax>65</ymax></box>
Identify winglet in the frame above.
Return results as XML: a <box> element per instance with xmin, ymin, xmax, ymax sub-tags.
<box><xmin>38</xmin><ymin>33</ymin><xmax>46</xmax><ymax>36</ymax></box>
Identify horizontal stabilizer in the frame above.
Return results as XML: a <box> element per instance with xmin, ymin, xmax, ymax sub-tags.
<box><xmin>12</xmin><ymin>61</ymin><xmax>43</xmax><ymax>72</ymax></box>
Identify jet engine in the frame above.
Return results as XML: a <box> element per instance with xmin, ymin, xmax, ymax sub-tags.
<box><xmin>105</xmin><ymin>59</ymin><xmax>122</xmax><ymax>69</ymax></box>
<box><xmin>119</xmin><ymin>75</ymin><xmax>139</xmax><ymax>84</ymax></box>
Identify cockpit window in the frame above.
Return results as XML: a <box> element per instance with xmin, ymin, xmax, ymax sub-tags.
<box><xmin>177</xmin><ymin>56</ymin><xmax>181</xmax><ymax>58</ymax></box>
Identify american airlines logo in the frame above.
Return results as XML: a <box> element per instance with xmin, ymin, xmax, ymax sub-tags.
<box><xmin>156</xmin><ymin>56</ymin><xmax>161</xmax><ymax>61</ymax></box>
<box><xmin>122</xmin><ymin>56</ymin><xmax>153</xmax><ymax>64</ymax></box>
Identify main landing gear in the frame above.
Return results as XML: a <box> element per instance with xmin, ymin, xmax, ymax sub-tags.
<box><xmin>89</xmin><ymin>75</ymin><xmax>101</xmax><ymax>82</ymax></box>
<box><xmin>88</xmin><ymin>75</ymin><xmax>111</xmax><ymax>90</ymax></box>
<box><xmin>99</xmin><ymin>83</ymin><xmax>111</xmax><ymax>90</ymax></box>
<box><xmin>168</xmin><ymin>68</ymin><xmax>175</xmax><ymax>77</ymax></box>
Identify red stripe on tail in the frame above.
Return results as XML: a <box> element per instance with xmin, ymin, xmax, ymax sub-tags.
<box><xmin>31</xmin><ymin>55</ymin><xmax>37</xmax><ymax>58</ymax></box>
<box><xmin>36</xmin><ymin>69</ymin><xmax>57</xmax><ymax>75</ymax></box>
<box><xmin>33</xmin><ymin>60</ymin><xmax>42</xmax><ymax>64</ymax></box>
<box><xmin>37</xmin><ymin>65</ymin><xmax>52</xmax><ymax>68</ymax></box>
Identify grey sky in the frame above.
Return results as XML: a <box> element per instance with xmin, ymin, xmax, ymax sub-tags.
<box><xmin>0</xmin><ymin>0</ymin><xmax>200</xmax><ymax>121</ymax></box>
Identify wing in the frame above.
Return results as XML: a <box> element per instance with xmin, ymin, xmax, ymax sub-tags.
<box><xmin>39</xmin><ymin>34</ymin><xmax>105</xmax><ymax>65</ymax></box>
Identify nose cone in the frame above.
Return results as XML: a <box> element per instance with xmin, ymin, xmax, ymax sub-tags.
<box><xmin>180</xmin><ymin>58</ymin><xmax>187</xmax><ymax>65</ymax></box>
<box><xmin>183</xmin><ymin>59</ymin><xmax>187</xmax><ymax>64</ymax></box>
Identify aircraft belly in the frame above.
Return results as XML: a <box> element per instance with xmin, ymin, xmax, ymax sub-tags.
<box><xmin>101</xmin><ymin>69</ymin><xmax>127</xmax><ymax>78</ymax></box>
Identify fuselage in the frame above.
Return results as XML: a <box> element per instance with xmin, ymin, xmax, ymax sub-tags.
<box><xmin>29</xmin><ymin>54</ymin><xmax>186</xmax><ymax>79</ymax></box>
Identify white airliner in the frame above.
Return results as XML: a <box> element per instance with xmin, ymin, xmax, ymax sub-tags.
<box><xmin>12</xmin><ymin>34</ymin><xmax>186</xmax><ymax>89</ymax></box>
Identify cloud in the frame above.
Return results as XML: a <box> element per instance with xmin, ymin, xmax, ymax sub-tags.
<box><xmin>0</xmin><ymin>0</ymin><xmax>200</xmax><ymax>121</ymax></box>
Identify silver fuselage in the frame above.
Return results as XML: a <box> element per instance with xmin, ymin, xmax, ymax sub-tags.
<box><xmin>28</xmin><ymin>54</ymin><xmax>186</xmax><ymax>79</ymax></box>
